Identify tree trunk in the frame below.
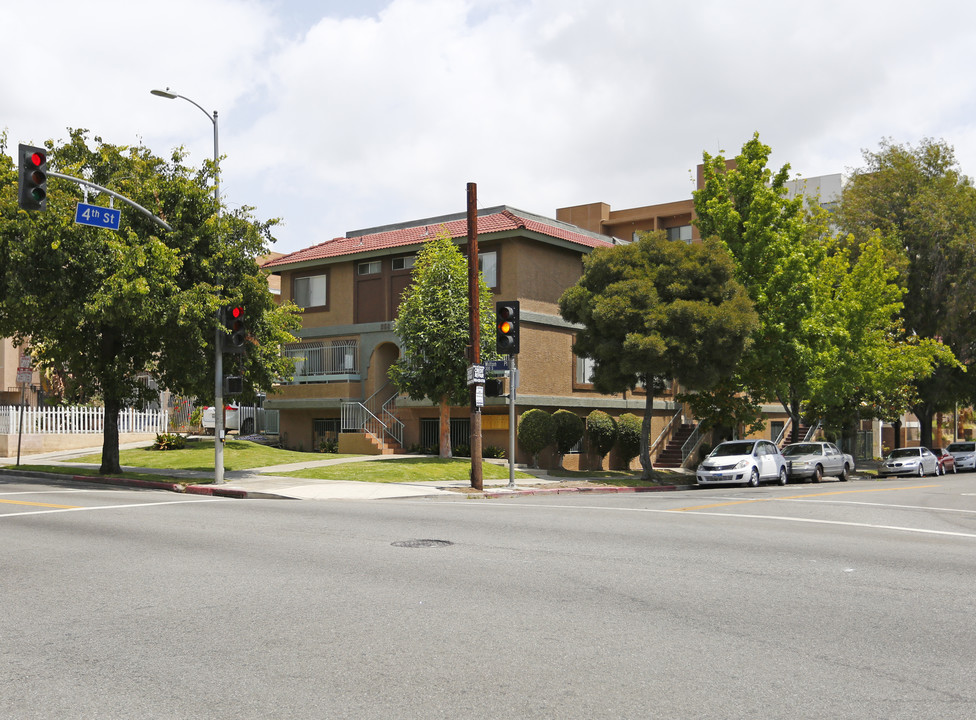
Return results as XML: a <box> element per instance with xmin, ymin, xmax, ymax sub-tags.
<box><xmin>916</xmin><ymin>406</ymin><xmax>935</xmax><ymax>449</ymax></box>
<box><xmin>639</xmin><ymin>391</ymin><xmax>654</xmax><ymax>480</ymax></box>
<box><xmin>100</xmin><ymin>401</ymin><xmax>122</xmax><ymax>475</ymax></box>
<box><xmin>438</xmin><ymin>396</ymin><xmax>452</xmax><ymax>459</ymax></box>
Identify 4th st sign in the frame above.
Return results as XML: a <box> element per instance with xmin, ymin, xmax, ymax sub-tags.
<box><xmin>75</xmin><ymin>202</ymin><xmax>121</xmax><ymax>231</ymax></box>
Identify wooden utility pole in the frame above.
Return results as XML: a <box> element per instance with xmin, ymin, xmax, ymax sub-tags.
<box><xmin>468</xmin><ymin>182</ymin><xmax>483</xmax><ymax>491</ymax></box>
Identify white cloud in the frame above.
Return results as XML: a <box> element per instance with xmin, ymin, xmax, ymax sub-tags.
<box><xmin>5</xmin><ymin>0</ymin><xmax>976</xmax><ymax>253</ymax></box>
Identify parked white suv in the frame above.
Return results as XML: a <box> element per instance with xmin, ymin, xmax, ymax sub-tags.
<box><xmin>697</xmin><ymin>439</ymin><xmax>788</xmax><ymax>487</ymax></box>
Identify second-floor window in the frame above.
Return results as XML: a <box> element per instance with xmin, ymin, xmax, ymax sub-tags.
<box><xmin>666</xmin><ymin>225</ymin><xmax>693</xmax><ymax>243</ymax></box>
<box><xmin>392</xmin><ymin>255</ymin><xmax>416</xmax><ymax>271</ymax></box>
<box><xmin>294</xmin><ymin>273</ymin><xmax>328</xmax><ymax>310</ymax></box>
<box><xmin>358</xmin><ymin>261</ymin><xmax>381</xmax><ymax>275</ymax></box>
<box><xmin>479</xmin><ymin>251</ymin><xmax>497</xmax><ymax>288</ymax></box>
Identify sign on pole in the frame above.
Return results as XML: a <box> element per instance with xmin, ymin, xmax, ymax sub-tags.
<box><xmin>75</xmin><ymin>202</ymin><xmax>121</xmax><ymax>231</ymax></box>
<box><xmin>16</xmin><ymin>354</ymin><xmax>33</xmax><ymax>384</ymax></box>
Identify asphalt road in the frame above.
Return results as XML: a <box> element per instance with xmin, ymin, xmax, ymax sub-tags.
<box><xmin>2</xmin><ymin>474</ymin><xmax>976</xmax><ymax>719</ymax></box>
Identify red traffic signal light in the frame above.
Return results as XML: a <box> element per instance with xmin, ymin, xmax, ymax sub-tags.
<box><xmin>496</xmin><ymin>300</ymin><xmax>520</xmax><ymax>354</ymax></box>
<box><xmin>222</xmin><ymin>305</ymin><xmax>246</xmax><ymax>353</ymax></box>
<box><xmin>18</xmin><ymin>143</ymin><xmax>48</xmax><ymax>211</ymax></box>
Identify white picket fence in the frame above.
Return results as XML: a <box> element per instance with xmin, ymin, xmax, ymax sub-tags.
<box><xmin>0</xmin><ymin>406</ymin><xmax>169</xmax><ymax>435</ymax></box>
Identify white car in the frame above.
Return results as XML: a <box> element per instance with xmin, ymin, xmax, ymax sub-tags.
<box><xmin>782</xmin><ymin>441</ymin><xmax>854</xmax><ymax>482</ymax></box>
<box><xmin>697</xmin><ymin>439</ymin><xmax>788</xmax><ymax>487</ymax></box>
<box><xmin>946</xmin><ymin>441</ymin><xmax>976</xmax><ymax>472</ymax></box>
<box><xmin>878</xmin><ymin>447</ymin><xmax>939</xmax><ymax>478</ymax></box>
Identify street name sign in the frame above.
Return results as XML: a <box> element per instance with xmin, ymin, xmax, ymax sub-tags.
<box><xmin>75</xmin><ymin>202</ymin><xmax>121</xmax><ymax>231</ymax></box>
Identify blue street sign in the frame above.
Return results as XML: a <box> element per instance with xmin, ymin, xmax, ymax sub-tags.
<box><xmin>75</xmin><ymin>202</ymin><xmax>121</xmax><ymax>231</ymax></box>
<box><xmin>486</xmin><ymin>359</ymin><xmax>510</xmax><ymax>373</ymax></box>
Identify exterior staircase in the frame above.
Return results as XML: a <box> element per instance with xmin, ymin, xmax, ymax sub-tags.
<box><xmin>779</xmin><ymin>422</ymin><xmax>811</xmax><ymax>448</ymax></box>
<box><xmin>654</xmin><ymin>423</ymin><xmax>695</xmax><ymax>468</ymax></box>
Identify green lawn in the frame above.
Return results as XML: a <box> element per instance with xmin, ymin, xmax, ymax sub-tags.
<box><xmin>68</xmin><ymin>438</ymin><xmax>358</xmax><ymax>472</ymax></box>
<box><xmin>280</xmin><ymin>457</ymin><xmax>536</xmax><ymax>483</ymax></box>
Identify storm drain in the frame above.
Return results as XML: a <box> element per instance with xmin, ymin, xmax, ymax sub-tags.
<box><xmin>391</xmin><ymin>539</ymin><xmax>453</xmax><ymax>548</ymax></box>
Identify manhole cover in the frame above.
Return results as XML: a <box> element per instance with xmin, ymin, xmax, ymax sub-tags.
<box><xmin>391</xmin><ymin>539</ymin><xmax>453</xmax><ymax>548</ymax></box>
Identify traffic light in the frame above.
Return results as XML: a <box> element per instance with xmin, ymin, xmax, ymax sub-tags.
<box><xmin>223</xmin><ymin>305</ymin><xmax>246</xmax><ymax>353</ymax></box>
<box><xmin>224</xmin><ymin>375</ymin><xmax>244</xmax><ymax>395</ymax></box>
<box><xmin>485</xmin><ymin>377</ymin><xmax>505</xmax><ymax>397</ymax></box>
<box><xmin>18</xmin><ymin>144</ymin><xmax>48</xmax><ymax>211</ymax></box>
<box><xmin>496</xmin><ymin>300</ymin><xmax>520</xmax><ymax>354</ymax></box>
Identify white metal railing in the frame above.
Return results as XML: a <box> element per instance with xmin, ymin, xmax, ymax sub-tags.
<box><xmin>340</xmin><ymin>384</ymin><xmax>404</xmax><ymax>449</ymax></box>
<box><xmin>284</xmin><ymin>342</ymin><xmax>359</xmax><ymax>382</ymax></box>
<box><xmin>680</xmin><ymin>422</ymin><xmax>704</xmax><ymax>465</ymax></box>
<box><xmin>774</xmin><ymin>418</ymin><xmax>793</xmax><ymax>446</ymax></box>
<box><xmin>804</xmin><ymin>421</ymin><xmax>822</xmax><ymax>441</ymax></box>
<box><xmin>649</xmin><ymin>405</ymin><xmax>683</xmax><ymax>458</ymax></box>
<box><xmin>0</xmin><ymin>405</ymin><xmax>169</xmax><ymax>435</ymax></box>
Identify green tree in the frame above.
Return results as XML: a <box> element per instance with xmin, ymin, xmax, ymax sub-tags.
<box><xmin>836</xmin><ymin>138</ymin><xmax>975</xmax><ymax>447</ymax></box>
<box><xmin>559</xmin><ymin>231</ymin><xmax>757</xmax><ymax>479</ymax></box>
<box><xmin>517</xmin><ymin>408</ymin><xmax>554</xmax><ymax>468</ymax></box>
<box><xmin>804</xmin><ymin>230</ymin><xmax>956</xmax><ymax>442</ymax></box>
<box><xmin>388</xmin><ymin>230</ymin><xmax>495</xmax><ymax>458</ymax></box>
<box><xmin>552</xmin><ymin>409</ymin><xmax>585</xmax><ymax>468</ymax></box>
<box><xmin>615</xmin><ymin>413</ymin><xmax>641</xmax><ymax>470</ymax></box>
<box><xmin>693</xmin><ymin>133</ymin><xmax>827</xmax><ymax>441</ymax></box>
<box><xmin>0</xmin><ymin>130</ymin><xmax>300</xmax><ymax>474</ymax></box>
<box><xmin>585</xmin><ymin>409</ymin><xmax>617</xmax><ymax>469</ymax></box>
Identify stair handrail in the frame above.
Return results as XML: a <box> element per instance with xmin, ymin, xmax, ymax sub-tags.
<box><xmin>775</xmin><ymin>417</ymin><xmax>793</xmax><ymax>446</ymax></box>
<box><xmin>649</xmin><ymin>405</ymin><xmax>683</xmax><ymax>458</ymax></box>
<box><xmin>680</xmin><ymin>422</ymin><xmax>704</xmax><ymax>465</ymax></box>
<box><xmin>380</xmin><ymin>392</ymin><xmax>404</xmax><ymax>446</ymax></box>
<box><xmin>804</xmin><ymin>420</ymin><xmax>822</xmax><ymax>442</ymax></box>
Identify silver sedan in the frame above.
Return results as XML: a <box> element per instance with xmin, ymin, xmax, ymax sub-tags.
<box><xmin>878</xmin><ymin>447</ymin><xmax>939</xmax><ymax>478</ymax></box>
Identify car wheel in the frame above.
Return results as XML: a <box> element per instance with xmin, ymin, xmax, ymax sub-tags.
<box><xmin>839</xmin><ymin>464</ymin><xmax>849</xmax><ymax>482</ymax></box>
<box><xmin>813</xmin><ymin>465</ymin><xmax>823</xmax><ymax>483</ymax></box>
<box><xmin>917</xmin><ymin>463</ymin><xmax>925</xmax><ymax>477</ymax></box>
<box><xmin>746</xmin><ymin>468</ymin><xmax>760</xmax><ymax>487</ymax></box>
<box><xmin>778</xmin><ymin>467</ymin><xmax>788</xmax><ymax>485</ymax></box>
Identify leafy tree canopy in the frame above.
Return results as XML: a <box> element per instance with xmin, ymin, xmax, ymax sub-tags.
<box><xmin>0</xmin><ymin>129</ymin><xmax>301</xmax><ymax>473</ymax></box>
<box><xmin>559</xmin><ymin>230</ymin><xmax>756</xmax><ymax>477</ymax></box>
<box><xmin>388</xmin><ymin>229</ymin><xmax>496</xmax><ymax>457</ymax></box>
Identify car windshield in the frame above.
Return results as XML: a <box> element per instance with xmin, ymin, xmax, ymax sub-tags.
<box><xmin>888</xmin><ymin>448</ymin><xmax>920</xmax><ymax>459</ymax></box>
<box><xmin>711</xmin><ymin>441</ymin><xmax>755</xmax><ymax>457</ymax></box>
<box><xmin>782</xmin><ymin>444</ymin><xmax>821</xmax><ymax>456</ymax></box>
<box><xmin>948</xmin><ymin>442</ymin><xmax>975</xmax><ymax>453</ymax></box>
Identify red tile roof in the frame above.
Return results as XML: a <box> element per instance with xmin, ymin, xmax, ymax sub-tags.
<box><xmin>263</xmin><ymin>207</ymin><xmax>615</xmax><ymax>269</ymax></box>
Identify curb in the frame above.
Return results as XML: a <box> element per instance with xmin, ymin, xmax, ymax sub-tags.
<box><xmin>474</xmin><ymin>484</ymin><xmax>694</xmax><ymax>499</ymax></box>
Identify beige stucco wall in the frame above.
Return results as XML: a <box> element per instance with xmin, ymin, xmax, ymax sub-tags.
<box><xmin>0</xmin><ymin>432</ymin><xmax>158</xmax><ymax>458</ymax></box>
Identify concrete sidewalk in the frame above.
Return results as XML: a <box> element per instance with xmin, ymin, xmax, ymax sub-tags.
<box><xmin>0</xmin><ymin>444</ymin><xmax>617</xmax><ymax>500</ymax></box>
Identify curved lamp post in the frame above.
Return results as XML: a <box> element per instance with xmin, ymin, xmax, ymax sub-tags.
<box><xmin>151</xmin><ymin>88</ymin><xmax>226</xmax><ymax>484</ymax></box>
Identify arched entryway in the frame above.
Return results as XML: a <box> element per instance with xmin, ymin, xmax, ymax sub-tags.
<box><xmin>366</xmin><ymin>341</ymin><xmax>400</xmax><ymax>400</ymax></box>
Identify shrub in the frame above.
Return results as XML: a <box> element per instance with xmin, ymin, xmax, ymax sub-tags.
<box><xmin>318</xmin><ymin>438</ymin><xmax>339</xmax><ymax>453</ymax></box>
<box><xmin>453</xmin><ymin>444</ymin><xmax>471</xmax><ymax>458</ymax></box>
<box><xmin>152</xmin><ymin>433</ymin><xmax>186</xmax><ymax>451</ymax></box>
<box><xmin>586</xmin><ymin>410</ymin><xmax>617</xmax><ymax>462</ymax></box>
<box><xmin>552</xmin><ymin>410</ymin><xmax>585</xmax><ymax>463</ymax></box>
<box><xmin>518</xmin><ymin>409</ymin><xmax>554</xmax><ymax>467</ymax></box>
<box><xmin>483</xmin><ymin>445</ymin><xmax>507</xmax><ymax>459</ymax></box>
<box><xmin>616</xmin><ymin>413</ymin><xmax>642</xmax><ymax>467</ymax></box>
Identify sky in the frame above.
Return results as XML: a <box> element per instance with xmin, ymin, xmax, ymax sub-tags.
<box><xmin>5</xmin><ymin>0</ymin><xmax>976</xmax><ymax>256</ymax></box>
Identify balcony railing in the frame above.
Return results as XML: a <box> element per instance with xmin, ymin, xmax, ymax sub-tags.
<box><xmin>284</xmin><ymin>342</ymin><xmax>359</xmax><ymax>383</ymax></box>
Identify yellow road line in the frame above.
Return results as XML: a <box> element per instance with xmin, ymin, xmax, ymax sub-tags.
<box><xmin>673</xmin><ymin>484</ymin><xmax>940</xmax><ymax>512</ymax></box>
<box><xmin>0</xmin><ymin>498</ymin><xmax>81</xmax><ymax>509</ymax></box>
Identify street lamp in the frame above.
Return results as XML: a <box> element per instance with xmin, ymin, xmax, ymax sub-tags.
<box><xmin>151</xmin><ymin>87</ymin><xmax>226</xmax><ymax>485</ymax></box>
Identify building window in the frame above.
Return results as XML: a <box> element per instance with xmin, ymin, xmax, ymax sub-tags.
<box><xmin>666</xmin><ymin>225</ymin><xmax>693</xmax><ymax>243</ymax></box>
<box><xmin>358</xmin><ymin>261</ymin><xmax>381</xmax><ymax>275</ymax></box>
<box><xmin>576</xmin><ymin>356</ymin><xmax>596</xmax><ymax>385</ymax></box>
<box><xmin>293</xmin><ymin>273</ymin><xmax>328</xmax><ymax>309</ymax></box>
<box><xmin>392</xmin><ymin>255</ymin><xmax>416</xmax><ymax>271</ymax></box>
<box><xmin>479</xmin><ymin>251</ymin><xmax>497</xmax><ymax>288</ymax></box>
